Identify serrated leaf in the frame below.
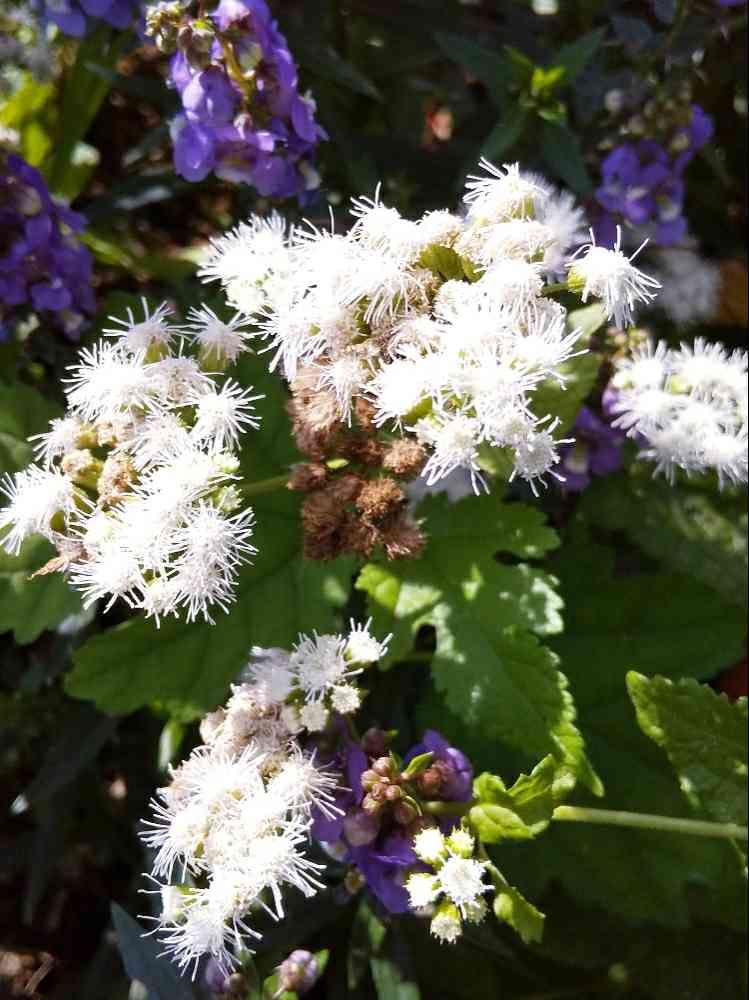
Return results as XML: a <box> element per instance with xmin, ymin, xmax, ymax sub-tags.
<box><xmin>493</xmin><ymin>882</ymin><xmax>545</xmax><ymax>944</ymax></box>
<box><xmin>627</xmin><ymin>673</ymin><xmax>748</xmax><ymax>829</ymax></box>
<box><xmin>434</xmin><ymin>32</ymin><xmax>512</xmax><ymax>104</ymax></box>
<box><xmin>500</xmin><ymin>523</ymin><xmax>748</xmax><ymax>930</ymax></box>
<box><xmin>357</xmin><ymin>495</ymin><xmax>601</xmax><ymax>792</ymax></box>
<box><xmin>111</xmin><ymin>903</ymin><xmax>197</xmax><ymax>1000</ymax></box>
<box><xmin>65</xmin><ymin>356</ymin><xmax>353</xmax><ymax>718</ymax></box>
<box><xmin>470</xmin><ymin>755</ymin><xmax>573</xmax><ymax>842</ymax></box>
<box><xmin>580</xmin><ymin>472</ymin><xmax>748</xmax><ymax>608</ymax></box>
<box><xmin>554</xmin><ymin>28</ymin><xmax>606</xmax><ymax>81</ymax></box>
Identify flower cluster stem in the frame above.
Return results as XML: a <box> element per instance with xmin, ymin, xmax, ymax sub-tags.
<box><xmin>242</xmin><ymin>474</ymin><xmax>290</xmax><ymax>498</ymax></box>
<box><xmin>552</xmin><ymin>805</ymin><xmax>748</xmax><ymax>841</ymax></box>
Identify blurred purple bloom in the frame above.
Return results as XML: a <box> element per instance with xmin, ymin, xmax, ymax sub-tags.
<box><xmin>404</xmin><ymin>729</ymin><xmax>474</xmax><ymax>802</ymax></box>
<box><xmin>0</xmin><ymin>152</ymin><xmax>94</xmax><ymax>340</ymax></box>
<box><xmin>34</xmin><ymin>0</ymin><xmax>140</xmax><ymax>35</ymax></box>
<box><xmin>594</xmin><ymin>105</ymin><xmax>713</xmax><ymax>247</ymax></box>
<box><xmin>559</xmin><ymin>405</ymin><xmax>625</xmax><ymax>492</ymax></box>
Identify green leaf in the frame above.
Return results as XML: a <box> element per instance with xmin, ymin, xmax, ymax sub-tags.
<box><xmin>418</xmin><ymin>244</ymin><xmax>465</xmax><ymax>281</ymax></box>
<box><xmin>532</xmin><ymin>351</ymin><xmax>601</xmax><ymax>438</ymax></box>
<box><xmin>500</xmin><ymin>524</ymin><xmax>748</xmax><ymax>929</ymax></box>
<box><xmin>370</xmin><ymin>956</ymin><xmax>421</xmax><ymax>1000</ymax></box>
<box><xmin>470</xmin><ymin>755</ymin><xmax>574</xmax><ymax>843</ymax></box>
<box><xmin>554</xmin><ymin>28</ymin><xmax>606</xmax><ymax>82</ymax></box>
<box><xmin>0</xmin><ymin>381</ymin><xmax>61</xmax><ymax>474</ymax></box>
<box><xmin>357</xmin><ymin>495</ymin><xmax>601</xmax><ymax>793</ymax></box>
<box><xmin>111</xmin><ymin>903</ymin><xmax>197</xmax><ymax>999</ymax></box>
<box><xmin>627</xmin><ymin>673</ymin><xmax>748</xmax><ymax>829</ymax></box>
<box><xmin>0</xmin><ymin>74</ymin><xmax>54</xmax><ymax>166</ymax></box>
<box><xmin>433</xmin><ymin>33</ymin><xmax>512</xmax><ymax>104</ymax></box>
<box><xmin>47</xmin><ymin>26</ymin><xmax>132</xmax><ymax>194</ymax></box>
<box><xmin>481</xmin><ymin>107</ymin><xmax>528</xmax><ymax>161</ymax></box>
<box><xmin>65</xmin><ymin>356</ymin><xmax>353</xmax><ymax>719</ymax></box>
<box><xmin>530</xmin><ymin>65</ymin><xmax>567</xmax><ymax>98</ymax></box>
<box><xmin>580</xmin><ymin>472</ymin><xmax>748</xmax><ymax>608</ymax></box>
<box><xmin>540</xmin><ymin>121</ymin><xmax>593</xmax><ymax>195</ymax></box>
<box><xmin>492</xmin><ymin>882</ymin><xmax>546</xmax><ymax>945</ymax></box>
<box><xmin>0</xmin><ymin>382</ymin><xmax>81</xmax><ymax>641</ymax></box>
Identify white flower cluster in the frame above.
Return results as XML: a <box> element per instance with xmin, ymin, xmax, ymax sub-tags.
<box><xmin>611</xmin><ymin>337</ymin><xmax>748</xmax><ymax>485</ymax></box>
<box><xmin>200</xmin><ymin>161</ymin><xmax>657</xmax><ymax>495</ymax></box>
<box><xmin>236</xmin><ymin>618</ymin><xmax>390</xmax><ymax>734</ymax></box>
<box><xmin>140</xmin><ymin>622</ymin><xmax>389</xmax><ymax>975</ymax></box>
<box><xmin>406</xmin><ymin>826</ymin><xmax>492</xmax><ymax>944</ymax></box>
<box><xmin>0</xmin><ymin>300</ymin><xmax>261</xmax><ymax>624</ymax></box>
<box><xmin>652</xmin><ymin>247</ymin><xmax>721</xmax><ymax>327</ymax></box>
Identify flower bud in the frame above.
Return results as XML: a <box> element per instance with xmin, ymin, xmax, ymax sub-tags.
<box><xmin>278</xmin><ymin>950</ymin><xmax>320</xmax><ymax>996</ymax></box>
<box><xmin>360</xmin><ymin>769</ymin><xmax>379</xmax><ymax>791</ymax></box>
<box><xmin>393</xmin><ymin>800</ymin><xmax>418</xmax><ymax>825</ymax></box>
<box><xmin>372</xmin><ymin>756</ymin><xmax>393</xmax><ymax>777</ymax></box>
<box><xmin>430</xmin><ymin>901</ymin><xmax>463</xmax><ymax>944</ymax></box>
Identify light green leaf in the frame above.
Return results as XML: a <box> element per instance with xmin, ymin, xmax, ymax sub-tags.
<box><xmin>627</xmin><ymin>673</ymin><xmax>748</xmax><ymax>829</ymax></box>
<box><xmin>0</xmin><ymin>74</ymin><xmax>54</xmax><ymax>166</ymax></box>
<box><xmin>65</xmin><ymin>356</ymin><xmax>353</xmax><ymax>718</ymax></box>
<box><xmin>493</xmin><ymin>882</ymin><xmax>546</xmax><ymax>944</ymax></box>
<box><xmin>357</xmin><ymin>495</ymin><xmax>601</xmax><ymax>792</ymax></box>
<box><xmin>470</xmin><ymin>755</ymin><xmax>574</xmax><ymax>843</ymax></box>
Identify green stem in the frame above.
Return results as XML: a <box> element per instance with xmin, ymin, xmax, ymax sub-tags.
<box><xmin>242</xmin><ymin>474</ymin><xmax>289</xmax><ymax>498</ymax></box>
<box><xmin>541</xmin><ymin>281</ymin><xmax>569</xmax><ymax>296</ymax></box>
<box><xmin>553</xmin><ymin>805</ymin><xmax>748</xmax><ymax>841</ymax></box>
<box><xmin>423</xmin><ymin>800</ymin><xmax>473</xmax><ymax>818</ymax></box>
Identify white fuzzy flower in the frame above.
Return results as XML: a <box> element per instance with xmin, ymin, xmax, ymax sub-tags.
<box><xmin>413</xmin><ymin>827</ymin><xmax>447</xmax><ymax>866</ymax></box>
<box><xmin>0</xmin><ymin>466</ymin><xmax>78</xmax><ymax>554</ymax></box>
<box><xmin>345</xmin><ymin>618</ymin><xmax>391</xmax><ymax>664</ymax></box>
<box><xmin>184</xmin><ymin>305</ymin><xmax>252</xmax><ymax>364</ymax></box>
<box><xmin>437</xmin><ymin>855</ymin><xmax>491</xmax><ymax>914</ymax></box>
<box><xmin>244</xmin><ymin>647</ymin><xmax>296</xmax><ymax>704</ymax></box>
<box><xmin>538</xmin><ymin>190</ymin><xmax>587</xmax><ymax>275</ymax></box>
<box><xmin>330</xmin><ymin>684</ymin><xmax>362</xmax><ymax>715</ymax></box>
<box><xmin>30</xmin><ymin>416</ymin><xmax>85</xmax><ymax>466</ymax></box>
<box><xmin>299</xmin><ymin>701</ymin><xmax>330</xmax><ymax>732</ymax></box>
<box><xmin>416</xmin><ymin>413</ymin><xmax>486</xmax><ymax>493</ymax></box>
<box><xmin>653</xmin><ymin>249</ymin><xmax>720</xmax><ymax>326</ymax></box>
<box><xmin>430</xmin><ymin>903</ymin><xmax>463</xmax><ymax>944</ymax></box>
<box><xmin>291</xmin><ymin>632</ymin><xmax>361</xmax><ymax>702</ymax></box>
<box><xmin>567</xmin><ymin>228</ymin><xmax>660</xmax><ymax>329</ymax></box>
<box><xmin>64</xmin><ymin>342</ymin><xmax>159</xmax><ymax>421</ymax></box>
<box><xmin>103</xmin><ymin>298</ymin><xmax>176</xmax><ymax>355</ymax></box>
<box><xmin>464</xmin><ymin>160</ymin><xmax>550</xmax><ymax>224</ymax></box>
<box><xmin>190</xmin><ymin>380</ymin><xmax>263</xmax><ymax>452</ymax></box>
<box><xmin>406</xmin><ymin>873</ymin><xmax>440</xmax><ymax>909</ymax></box>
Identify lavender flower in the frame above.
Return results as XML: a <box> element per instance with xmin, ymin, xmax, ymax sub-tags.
<box><xmin>148</xmin><ymin>0</ymin><xmax>325</xmax><ymax>201</ymax></box>
<box><xmin>0</xmin><ymin>151</ymin><xmax>94</xmax><ymax>339</ymax></box>
<box><xmin>595</xmin><ymin>105</ymin><xmax>714</xmax><ymax>247</ymax></box>
<box><xmin>558</xmin><ymin>405</ymin><xmax>625</xmax><ymax>492</ymax></box>
<box><xmin>312</xmin><ymin>730</ymin><xmax>474</xmax><ymax>914</ymax></box>
<box><xmin>34</xmin><ymin>0</ymin><xmax>141</xmax><ymax>36</ymax></box>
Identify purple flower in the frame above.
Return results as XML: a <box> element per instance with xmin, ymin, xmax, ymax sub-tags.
<box><xmin>404</xmin><ymin>729</ymin><xmax>474</xmax><ymax>803</ymax></box>
<box><xmin>34</xmin><ymin>0</ymin><xmax>140</xmax><ymax>36</ymax></box>
<box><xmin>154</xmin><ymin>0</ymin><xmax>325</xmax><ymax>201</ymax></box>
<box><xmin>0</xmin><ymin>152</ymin><xmax>94</xmax><ymax>340</ymax></box>
<box><xmin>595</xmin><ymin>106</ymin><xmax>713</xmax><ymax>247</ymax></box>
<box><xmin>558</xmin><ymin>405</ymin><xmax>625</xmax><ymax>491</ymax></box>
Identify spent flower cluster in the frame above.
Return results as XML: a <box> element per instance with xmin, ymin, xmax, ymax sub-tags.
<box><xmin>201</xmin><ymin>160</ymin><xmax>658</xmax><ymax>513</ymax></box>
<box><xmin>609</xmin><ymin>337</ymin><xmax>748</xmax><ymax>485</ymax></box>
<box><xmin>145</xmin><ymin>0</ymin><xmax>325</xmax><ymax>199</ymax></box>
<box><xmin>140</xmin><ymin>622</ymin><xmax>389</xmax><ymax>975</ymax></box>
<box><xmin>0</xmin><ymin>300</ymin><xmax>263</xmax><ymax>622</ymax></box>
